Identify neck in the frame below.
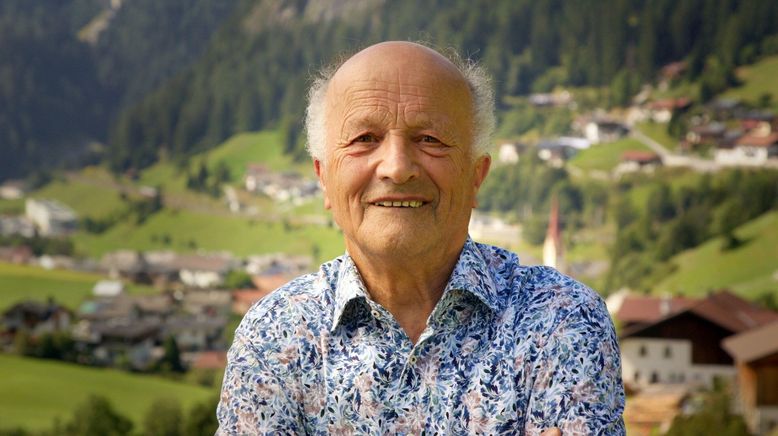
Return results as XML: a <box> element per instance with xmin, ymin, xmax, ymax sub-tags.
<box><xmin>346</xmin><ymin>237</ymin><xmax>465</xmax><ymax>343</ymax></box>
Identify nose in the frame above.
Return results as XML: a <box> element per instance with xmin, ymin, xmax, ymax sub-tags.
<box><xmin>375</xmin><ymin>133</ymin><xmax>419</xmax><ymax>184</ymax></box>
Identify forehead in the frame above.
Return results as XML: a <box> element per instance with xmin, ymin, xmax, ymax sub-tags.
<box><xmin>326</xmin><ymin>48</ymin><xmax>473</xmax><ymax>132</ymax></box>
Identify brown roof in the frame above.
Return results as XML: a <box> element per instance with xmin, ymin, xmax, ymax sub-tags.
<box><xmin>616</xmin><ymin>295</ymin><xmax>695</xmax><ymax>325</ymax></box>
<box><xmin>251</xmin><ymin>274</ymin><xmax>290</xmax><ymax>293</ymax></box>
<box><xmin>647</xmin><ymin>97</ymin><xmax>691</xmax><ymax>111</ymax></box>
<box><xmin>735</xmin><ymin>132</ymin><xmax>778</xmax><ymax>148</ymax></box>
<box><xmin>192</xmin><ymin>351</ymin><xmax>227</xmax><ymax>369</ymax></box>
<box><xmin>722</xmin><ymin>321</ymin><xmax>778</xmax><ymax>363</ymax></box>
<box><xmin>621</xmin><ymin>150</ymin><xmax>661</xmax><ymax>164</ymax></box>
<box><xmin>622</xmin><ymin>290</ymin><xmax>778</xmax><ymax>338</ymax></box>
<box><xmin>688</xmin><ymin>291</ymin><xmax>778</xmax><ymax>333</ymax></box>
<box><xmin>232</xmin><ymin>289</ymin><xmax>273</xmax><ymax>304</ymax></box>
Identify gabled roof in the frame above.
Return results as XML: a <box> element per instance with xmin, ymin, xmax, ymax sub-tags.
<box><xmin>616</xmin><ymin>295</ymin><xmax>695</xmax><ymax>325</ymax></box>
<box><xmin>722</xmin><ymin>321</ymin><xmax>778</xmax><ymax>363</ymax></box>
<box><xmin>621</xmin><ymin>290</ymin><xmax>778</xmax><ymax>338</ymax></box>
<box><xmin>621</xmin><ymin>150</ymin><xmax>661</xmax><ymax>164</ymax></box>
<box><xmin>735</xmin><ymin>132</ymin><xmax>778</xmax><ymax>148</ymax></box>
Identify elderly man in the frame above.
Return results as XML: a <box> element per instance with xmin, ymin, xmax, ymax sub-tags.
<box><xmin>217</xmin><ymin>41</ymin><xmax>625</xmax><ymax>435</ymax></box>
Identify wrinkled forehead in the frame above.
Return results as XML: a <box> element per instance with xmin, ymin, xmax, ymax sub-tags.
<box><xmin>325</xmin><ymin>45</ymin><xmax>474</xmax><ymax>128</ymax></box>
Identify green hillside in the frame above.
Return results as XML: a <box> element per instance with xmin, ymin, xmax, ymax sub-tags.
<box><xmin>723</xmin><ymin>55</ymin><xmax>778</xmax><ymax>108</ymax></box>
<box><xmin>654</xmin><ymin>211</ymin><xmax>778</xmax><ymax>297</ymax></box>
<box><xmin>569</xmin><ymin>138</ymin><xmax>651</xmax><ymax>172</ymax></box>
<box><xmin>0</xmin><ymin>354</ymin><xmax>213</xmax><ymax>431</ymax></box>
<box><xmin>72</xmin><ymin>207</ymin><xmax>344</xmax><ymax>262</ymax></box>
<box><xmin>0</xmin><ymin>263</ymin><xmax>155</xmax><ymax>311</ymax></box>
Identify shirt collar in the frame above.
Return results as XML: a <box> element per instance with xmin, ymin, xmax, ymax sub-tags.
<box><xmin>330</xmin><ymin>237</ymin><xmax>503</xmax><ymax>332</ymax></box>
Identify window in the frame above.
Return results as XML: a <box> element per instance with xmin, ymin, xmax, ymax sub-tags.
<box><xmin>650</xmin><ymin>372</ymin><xmax>659</xmax><ymax>383</ymax></box>
<box><xmin>634</xmin><ymin>371</ymin><xmax>640</xmax><ymax>382</ymax></box>
<box><xmin>639</xmin><ymin>345</ymin><xmax>648</xmax><ymax>357</ymax></box>
<box><xmin>664</xmin><ymin>346</ymin><xmax>672</xmax><ymax>358</ymax></box>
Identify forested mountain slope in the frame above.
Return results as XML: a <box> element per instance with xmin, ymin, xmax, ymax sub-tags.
<box><xmin>2</xmin><ymin>0</ymin><xmax>778</xmax><ymax>179</ymax></box>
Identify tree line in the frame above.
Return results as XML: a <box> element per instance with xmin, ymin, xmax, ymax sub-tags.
<box><xmin>3</xmin><ymin>0</ymin><xmax>778</xmax><ymax>179</ymax></box>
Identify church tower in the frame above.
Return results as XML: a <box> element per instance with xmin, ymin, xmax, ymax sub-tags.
<box><xmin>542</xmin><ymin>196</ymin><xmax>565</xmax><ymax>271</ymax></box>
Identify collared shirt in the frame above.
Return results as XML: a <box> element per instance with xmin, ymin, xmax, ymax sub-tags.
<box><xmin>217</xmin><ymin>238</ymin><xmax>625</xmax><ymax>435</ymax></box>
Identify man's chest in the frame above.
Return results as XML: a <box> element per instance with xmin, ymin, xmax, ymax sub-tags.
<box><xmin>297</xmin><ymin>314</ymin><xmax>542</xmax><ymax>435</ymax></box>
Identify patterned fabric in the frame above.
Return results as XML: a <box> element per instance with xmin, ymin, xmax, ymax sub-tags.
<box><xmin>217</xmin><ymin>238</ymin><xmax>625</xmax><ymax>435</ymax></box>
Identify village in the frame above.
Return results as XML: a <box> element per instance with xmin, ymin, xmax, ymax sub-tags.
<box><xmin>2</xmin><ymin>61</ymin><xmax>778</xmax><ymax>435</ymax></box>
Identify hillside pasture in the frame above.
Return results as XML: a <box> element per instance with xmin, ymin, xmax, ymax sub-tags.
<box><xmin>0</xmin><ymin>262</ymin><xmax>155</xmax><ymax>311</ymax></box>
<box><xmin>654</xmin><ymin>211</ymin><xmax>778</xmax><ymax>297</ymax></box>
<box><xmin>0</xmin><ymin>354</ymin><xmax>214</xmax><ymax>431</ymax></box>
<box><xmin>569</xmin><ymin>138</ymin><xmax>651</xmax><ymax>172</ymax></box>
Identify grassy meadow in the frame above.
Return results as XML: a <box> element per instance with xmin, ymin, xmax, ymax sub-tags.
<box><xmin>569</xmin><ymin>137</ymin><xmax>651</xmax><ymax>172</ymax></box>
<box><xmin>723</xmin><ymin>55</ymin><xmax>778</xmax><ymax>107</ymax></box>
<box><xmin>0</xmin><ymin>263</ymin><xmax>156</xmax><ymax>311</ymax></box>
<box><xmin>654</xmin><ymin>211</ymin><xmax>778</xmax><ymax>297</ymax></box>
<box><xmin>0</xmin><ymin>354</ymin><xmax>214</xmax><ymax>432</ymax></box>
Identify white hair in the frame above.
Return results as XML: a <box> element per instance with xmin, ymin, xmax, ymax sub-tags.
<box><xmin>304</xmin><ymin>47</ymin><xmax>495</xmax><ymax>160</ymax></box>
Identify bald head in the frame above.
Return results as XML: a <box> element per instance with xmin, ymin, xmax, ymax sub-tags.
<box><xmin>305</xmin><ymin>41</ymin><xmax>495</xmax><ymax>160</ymax></box>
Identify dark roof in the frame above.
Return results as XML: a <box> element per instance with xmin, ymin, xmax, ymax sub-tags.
<box><xmin>621</xmin><ymin>290</ymin><xmax>778</xmax><ymax>338</ymax></box>
<box><xmin>722</xmin><ymin>321</ymin><xmax>778</xmax><ymax>363</ymax></box>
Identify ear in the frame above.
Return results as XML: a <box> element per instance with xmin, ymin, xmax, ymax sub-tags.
<box><xmin>313</xmin><ymin>159</ymin><xmax>331</xmax><ymax>210</ymax></box>
<box><xmin>471</xmin><ymin>154</ymin><xmax>491</xmax><ymax>208</ymax></box>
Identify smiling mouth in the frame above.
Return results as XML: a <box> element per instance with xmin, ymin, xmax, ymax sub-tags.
<box><xmin>372</xmin><ymin>200</ymin><xmax>425</xmax><ymax>208</ymax></box>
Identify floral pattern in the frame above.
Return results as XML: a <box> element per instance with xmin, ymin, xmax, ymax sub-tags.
<box><xmin>217</xmin><ymin>238</ymin><xmax>625</xmax><ymax>435</ymax></box>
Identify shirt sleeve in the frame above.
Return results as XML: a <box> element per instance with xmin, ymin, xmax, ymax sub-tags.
<box><xmin>216</xmin><ymin>297</ymin><xmax>303</xmax><ymax>435</ymax></box>
<box><xmin>524</xmin><ymin>296</ymin><xmax>626</xmax><ymax>435</ymax></box>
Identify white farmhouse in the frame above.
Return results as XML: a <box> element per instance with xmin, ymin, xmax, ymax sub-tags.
<box><xmin>25</xmin><ymin>198</ymin><xmax>78</xmax><ymax>236</ymax></box>
<box><xmin>620</xmin><ymin>291</ymin><xmax>778</xmax><ymax>391</ymax></box>
<box><xmin>715</xmin><ymin>132</ymin><xmax>778</xmax><ymax>166</ymax></box>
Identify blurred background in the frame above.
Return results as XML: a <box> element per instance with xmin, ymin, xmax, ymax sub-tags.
<box><xmin>1</xmin><ymin>0</ymin><xmax>777</xmax><ymax>434</ymax></box>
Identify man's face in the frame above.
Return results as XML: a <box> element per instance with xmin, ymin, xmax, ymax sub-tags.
<box><xmin>315</xmin><ymin>43</ymin><xmax>491</xmax><ymax>260</ymax></box>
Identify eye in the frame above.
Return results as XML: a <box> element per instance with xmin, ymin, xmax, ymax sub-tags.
<box><xmin>420</xmin><ymin>135</ymin><xmax>441</xmax><ymax>144</ymax></box>
<box><xmin>353</xmin><ymin>133</ymin><xmax>379</xmax><ymax>143</ymax></box>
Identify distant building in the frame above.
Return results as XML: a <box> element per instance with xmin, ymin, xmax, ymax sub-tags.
<box><xmin>537</xmin><ymin>137</ymin><xmax>589</xmax><ymax>167</ymax></box>
<box><xmin>646</xmin><ymin>98</ymin><xmax>691</xmax><ymax>123</ymax></box>
<box><xmin>715</xmin><ymin>132</ymin><xmax>778</xmax><ymax>166</ymax></box>
<box><xmin>468</xmin><ymin>212</ymin><xmax>520</xmax><ymax>244</ymax></box>
<box><xmin>172</xmin><ymin>254</ymin><xmax>237</xmax><ymax>288</ymax></box>
<box><xmin>1</xmin><ymin>300</ymin><xmax>72</xmax><ymax>341</ymax></box>
<box><xmin>722</xmin><ymin>321</ymin><xmax>778</xmax><ymax>436</ymax></box>
<box><xmin>497</xmin><ymin>142</ymin><xmax>522</xmax><ymax>164</ymax></box>
<box><xmin>528</xmin><ymin>90</ymin><xmax>573</xmax><ymax>108</ymax></box>
<box><xmin>607</xmin><ymin>292</ymin><xmax>695</xmax><ymax>331</ymax></box>
<box><xmin>25</xmin><ymin>199</ymin><xmax>78</xmax><ymax>236</ymax></box>
<box><xmin>92</xmin><ymin>280</ymin><xmax>125</xmax><ymax>298</ymax></box>
<box><xmin>615</xmin><ymin>150</ymin><xmax>662</xmax><ymax>175</ymax></box>
<box><xmin>232</xmin><ymin>289</ymin><xmax>274</xmax><ymax>315</ymax></box>
<box><xmin>584</xmin><ymin>119</ymin><xmax>629</xmax><ymax>144</ymax></box>
<box><xmin>620</xmin><ymin>291</ymin><xmax>778</xmax><ymax>391</ymax></box>
<box><xmin>542</xmin><ymin>197</ymin><xmax>564</xmax><ymax>272</ymax></box>
<box><xmin>0</xmin><ymin>180</ymin><xmax>27</xmax><ymax>200</ymax></box>
<box><xmin>0</xmin><ymin>216</ymin><xmax>36</xmax><ymax>238</ymax></box>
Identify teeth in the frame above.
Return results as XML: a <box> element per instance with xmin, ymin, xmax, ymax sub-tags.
<box><xmin>374</xmin><ymin>200</ymin><xmax>423</xmax><ymax>208</ymax></box>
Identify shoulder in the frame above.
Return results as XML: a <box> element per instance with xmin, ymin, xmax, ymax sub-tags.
<box><xmin>473</xmin><ymin>242</ymin><xmax>609</xmax><ymax>333</ymax></box>
<box><xmin>232</xmin><ymin>257</ymin><xmax>344</xmax><ymax>356</ymax></box>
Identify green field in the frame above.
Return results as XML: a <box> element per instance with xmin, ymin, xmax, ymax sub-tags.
<box><xmin>0</xmin><ymin>354</ymin><xmax>214</xmax><ymax>431</ymax></box>
<box><xmin>202</xmin><ymin>130</ymin><xmax>313</xmax><ymax>183</ymax></box>
<box><xmin>0</xmin><ymin>263</ymin><xmax>156</xmax><ymax>311</ymax></box>
<box><xmin>32</xmin><ymin>168</ymin><xmax>125</xmax><ymax>219</ymax></box>
<box><xmin>654</xmin><ymin>211</ymin><xmax>778</xmax><ymax>297</ymax></box>
<box><xmin>569</xmin><ymin>138</ymin><xmax>651</xmax><ymax>172</ymax></box>
<box><xmin>635</xmin><ymin>121</ymin><xmax>677</xmax><ymax>151</ymax></box>
<box><xmin>0</xmin><ymin>198</ymin><xmax>24</xmax><ymax>214</ymax></box>
<box><xmin>723</xmin><ymin>55</ymin><xmax>778</xmax><ymax>108</ymax></box>
<box><xmin>72</xmin><ymin>208</ymin><xmax>344</xmax><ymax>263</ymax></box>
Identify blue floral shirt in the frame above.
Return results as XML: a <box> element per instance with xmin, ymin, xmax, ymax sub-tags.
<box><xmin>217</xmin><ymin>238</ymin><xmax>625</xmax><ymax>435</ymax></box>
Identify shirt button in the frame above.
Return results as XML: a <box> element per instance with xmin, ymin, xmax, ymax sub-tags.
<box><xmin>409</xmin><ymin>355</ymin><xmax>417</xmax><ymax>365</ymax></box>
<box><xmin>371</xmin><ymin>310</ymin><xmax>380</xmax><ymax>318</ymax></box>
